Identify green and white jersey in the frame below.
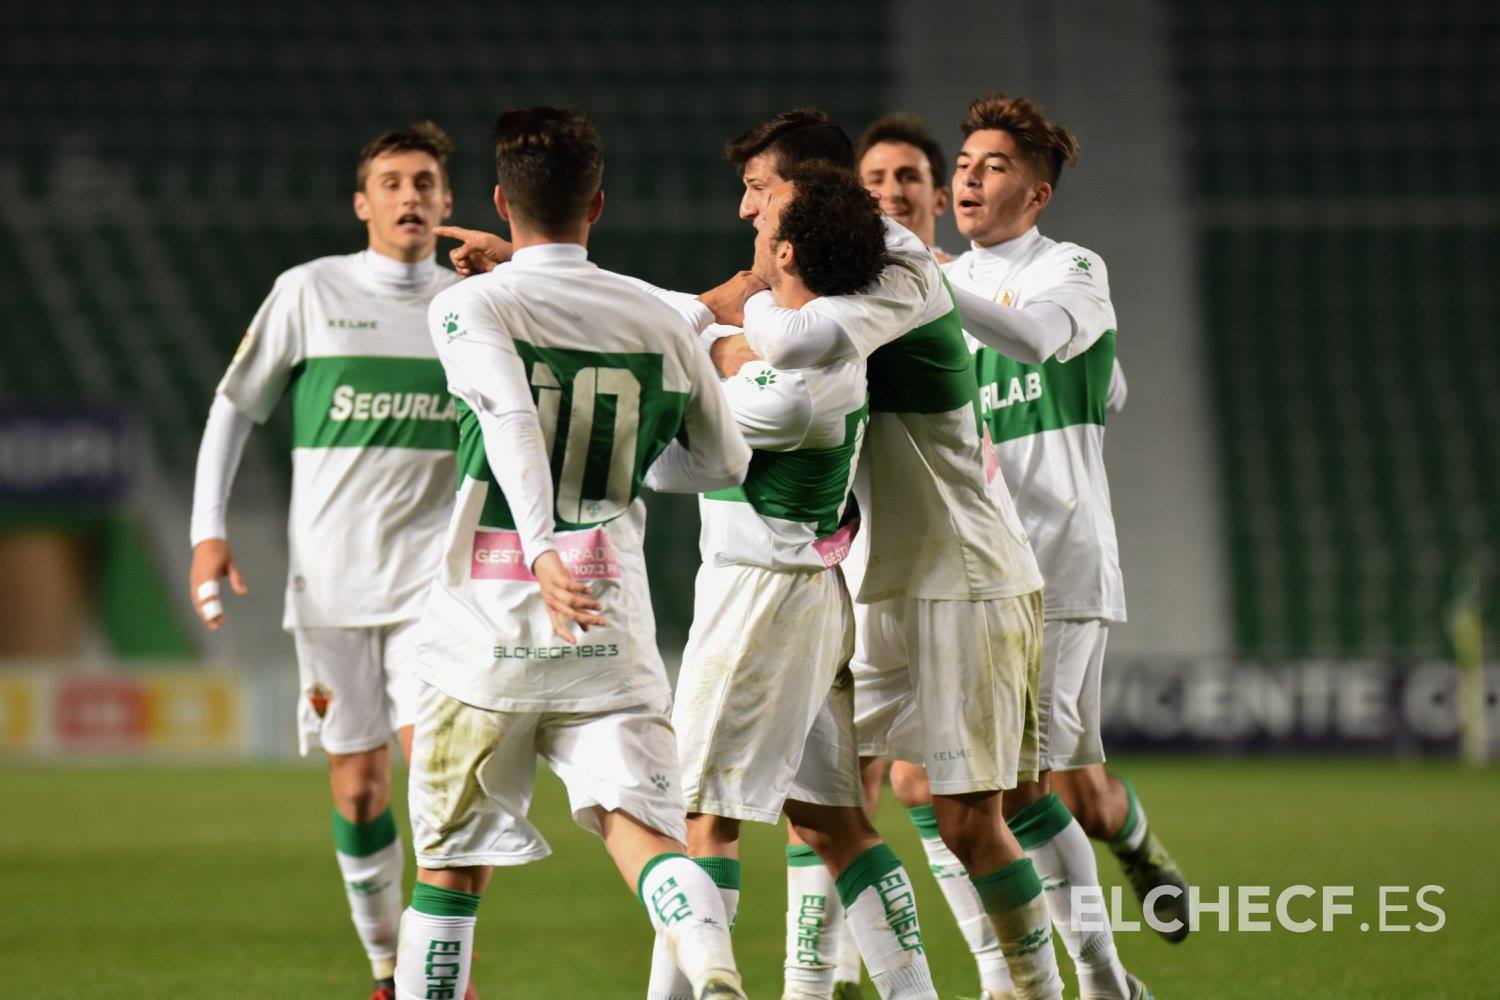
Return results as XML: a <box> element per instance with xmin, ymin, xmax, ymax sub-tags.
<box><xmin>947</xmin><ymin>226</ymin><xmax>1125</xmax><ymax>622</ymax></box>
<box><xmin>816</xmin><ymin>220</ymin><xmax>1041</xmax><ymax>603</ymax></box>
<box><xmin>696</xmin><ymin>346</ymin><xmax>868</xmax><ymax>572</ymax></box>
<box><xmin>217</xmin><ymin>251</ymin><xmax>460</xmax><ymax>630</ymax></box>
<box><xmin>417</xmin><ymin>244</ymin><xmax>749</xmax><ymax>712</ymax></box>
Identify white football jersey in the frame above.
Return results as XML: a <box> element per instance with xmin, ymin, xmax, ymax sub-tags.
<box><xmin>416</xmin><ymin>244</ymin><xmax>750</xmax><ymax>713</ymax></box>
<box><xmin>787</xmin><ymin>219</ymin><xmax>1042</xmax><ymax>602</ymax></box>
<box><xmin>217</xmin><ymin>251</ymin><xmax>460</xmax><ymax>630</ymax></box>
<box><xmin>693</xmin><ymin>338</ymin><xmax>868</xmax><ymax>572</ymax></box>
<box><xmin>946</xmin><ymin>226</ymin><xmax>1125</xmax><ymax>621</ymax></box>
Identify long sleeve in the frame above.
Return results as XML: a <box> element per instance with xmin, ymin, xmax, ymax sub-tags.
<box><xmin>189</xmin><ymin>394</ymin><xmax>254</xmax><ymax>545</ymax></box>
<box><xmin>431</xmin><ymin>291</ymin><xmax>557</xmax><ymax>569</ymax></box>
<box><xmin>644</xmin><ymin>333</ymin><xmax>751</xmax><ymax>494</ymax></box>
<box><xmin>644</xmin><ymin>440</ymin><xmax>746</xmax><ymax>494</ymax></box>
<box><xmin>741</xmin><ymin>291</ymin><xmax>849</xmax><ymax>368</ymax></box>
<box><xmin>1107</xmin><ymin>358</ymin><xmax>1128</xmax><ymax>415</ymax></box>
<box><xmin>951</xmin><ymin>285</ymin><xmax>1074</xmax><ymax>365</ymax></box>
<box><xmin>477</xmin><ymin>408</ymin><xmax>557</xmax><ymax>568</ymax></box>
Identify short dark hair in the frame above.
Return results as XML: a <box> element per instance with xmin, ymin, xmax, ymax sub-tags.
<box><xmin>961</xmin><ymin>94</ymin><xmax>1079</xmax><ymax>185</ymax></box>
<box><xmin>355</xmin><ymin>121</ymin><xmax>453</xmax><ymax>192</ymax></box>
<box><xmin>774</xmin><ymin>164</ymin><xmax>886</xmax><ymax>297</ymax></box>
<box><xmin>491</xmin><ymin>107</ymin><xmax>604</xmax><ymax>233</ymax></box>
<box><xmin>725</xmin><ymin>107</ymin><xmax>855</xmax><ymax>175</ymax></box>
<box><xmin>856</xmin><ymin>113</ymin><xmax>947</xmax><ymax>188</ymax></box>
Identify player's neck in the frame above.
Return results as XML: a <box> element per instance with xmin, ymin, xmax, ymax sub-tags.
<box><xmin>973</xmin><ymin>221</ymin><xmax>1039</xmax><ymax>252</ymax></box>
<box><xmin>772</xmin><ymin>279</ymin><xmax>816</xmax><ymax>310</ymax></box>
<box><xmin>360</xmin><ymin>245</ymin><xmax>436</xmax><ymax>293</ymax></box>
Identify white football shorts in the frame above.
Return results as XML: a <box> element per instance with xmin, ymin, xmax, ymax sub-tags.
<box><xmin>849</xmin><ymin>596</ymin><xmax>919</xmax><ymax>761</ymax></box>
<box><xmin>407</xmin><ymin>682</ymin><xmax>686</xmax><ymax>868</ymax></box>
<box><xmin>291</xmin><ymin>619</ymin><xmax>422</xmax><ymax>756</ymax></box>
<box><xmin>906</xmin><ymin>591</ymin><xmax>1043</xmax><ymax>794</ymax></box>
<box><xmin>673</xmin><ymin>561</ymin><xmax>858</xmax><ymax>823</ymax></box>
<box><xmin>1023</xmin><ymin>617</ymin><xmax>1109</xmax><ymax>773</ymax></box>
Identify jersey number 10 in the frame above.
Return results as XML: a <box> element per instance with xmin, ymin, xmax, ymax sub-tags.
<box><xmin>531</xmin><ymin>365</ymin><xmax>642</xmax><ymax>524</ymax></box>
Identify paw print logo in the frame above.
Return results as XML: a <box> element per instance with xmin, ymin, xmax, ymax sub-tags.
<box><xmin>1070</xmin><ymin>255</ymin><xmax>1092</xmax><ymax>274</ymax></box>
<box><xmin>440</xmin><ymin>312</ymin><xmax>466</xmax><ymax>341</ymax></box>
<box><xmin>649</xmin><ymin>773</ymin><xmax>670</xmax><ymax>792</ymax></box>
<box><xmin>747</xmin><ymin>369</ymin><xmax>778</xmax><ymax>390</ymax></box>
<box><xmin>696</xmin><ymin>916</ymin><xmax>721</xmax><ymax>928</ymax></box>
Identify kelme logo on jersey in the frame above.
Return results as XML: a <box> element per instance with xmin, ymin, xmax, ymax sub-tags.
<box><xmin>327</xmin><ymin>386</ymin><xmax>458</xmax><ymax>423</ymax></box>
<box><xmin>439</xmin><ymin>312</ymin><xmax>466</xmax><ymax>342</ymax></box>
<box><xmin>979</xmin><ymin>372</ymin><xmax>1044</xmax><ymax>414</ymax></box>
<box><xmin>327</xmin><ymin>318</ymin><xmax>378</xmax><ymax>330</ymax></box>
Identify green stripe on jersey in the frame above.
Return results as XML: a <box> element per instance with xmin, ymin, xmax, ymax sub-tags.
<box><xmin>974</xmin><ymin>330</ymin><xmax>1115</xmax><ymax>444</ymax></box>
<box><xmin>290</xmin><ymin>355</ymin><xmax>456</xmax><ymax>450</ymax></box>
<box><xmin>456</xmin><ymin>343</ymin><xmax>689</xmax><ymax>531</ymax></box>
<box><xmin>705</xmin><ymin>402</ymin><xmax>867</xmax><ymax>536</ymax></box>
<box><xmin>867</xmin><ymin>282</ymin><xmax>981</xmax><ymax>416</ymax></box>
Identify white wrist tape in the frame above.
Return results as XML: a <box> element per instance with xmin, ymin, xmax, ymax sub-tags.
<box><xmin>197</xmin><ymin>581</ymin><xmax>220</xmax><ymax>602</ymax></box>
<box><xmin>199</xmin><ymin>599</ymin><xmax>224</xmax><ymax>620</ymax></box>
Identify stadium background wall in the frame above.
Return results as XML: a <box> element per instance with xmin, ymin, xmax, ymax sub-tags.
<box><xmin>0</xmin><ymin>1</ymin><xmax>1495</xmax><ymax>716</ymax></box>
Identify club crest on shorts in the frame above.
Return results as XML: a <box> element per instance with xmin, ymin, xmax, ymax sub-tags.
<box><xmin>306</xmin><ymin>683</ymin><xmax>333</xmax><ymax>719</ymax></box>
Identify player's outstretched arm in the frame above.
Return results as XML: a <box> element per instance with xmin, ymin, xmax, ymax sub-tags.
<box><xmin>951</xmin><ymin>284</ymin><xmax>1073</xmax><ymax>365</ymax></box>
<box><xmin>433</xmin><ymin>225</ymin><xmax>513</xmax><ymax>277</ymax></box>
<box><xmin>188</xmin><ymin>395</ymin><xmax>254</xmax><ymax>630</ymax></box>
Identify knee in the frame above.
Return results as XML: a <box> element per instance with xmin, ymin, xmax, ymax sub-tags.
<box><xmin>1053</xmin><ymin>772</ymin><xmax>1122</xmax><ymax>839</ymax></box>
<box><xmin>932</xmin><ymin>809</ymin><xmax>988</xmax><ymax>870</ymax></box>
<box><xmin>1001</xmin><ymin>778</ymin><xmax>1049</xmax><ymax>822</ymax></box>
<box><xmin>686</xmin><ymin>813</ymin><xmax>741</xmax><ymax>851</ymax></box>
<box><xmin>888</xmin><ymin>761</ymin><xmax>930</xmax><ymax>809</ymax></box>
<box><xmin>329</xmin><ymin>753</ymin><xmax>390</xmax><ymax>821</ymax></box>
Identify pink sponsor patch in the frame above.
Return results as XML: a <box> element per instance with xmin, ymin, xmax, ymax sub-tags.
<box><xmin>471</xmin><ymin>526</ymin><xmax>622</xmax><ymax>581</ymax></box>
<box><xmin>813</xmin><ymin>519</ymin><xmax>860</xmax><ymax>568</ymax></box>
<box><xmin>982</xmin><ymin>423</ymin><xmax>999</xmax><ymax>485</ymax></box>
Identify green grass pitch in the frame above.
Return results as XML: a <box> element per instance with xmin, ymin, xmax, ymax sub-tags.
<box><xmin>1</xmin><ymin>758</ymin><xmax>1493</xmax><ymax>998</ymax></box>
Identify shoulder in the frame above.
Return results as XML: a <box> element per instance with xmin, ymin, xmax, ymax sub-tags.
<box><xmin>1035</xmin><ymin>235</ymin><xmax>1108</xmax><ymax>279</ymax></box>
<box><xmin>729</xmin><ymin>361</ymin><xmax>813</xmax><ymax>419</ymax></box>
<box><xmin>595</xmin><ymin>266</ymin><xmax>702</xmax><ymax>346</ymax></box>
<box><xmin>429</xmin><ymin>270</ymin><xmax>513</xmax><ymax>316</ymax></box>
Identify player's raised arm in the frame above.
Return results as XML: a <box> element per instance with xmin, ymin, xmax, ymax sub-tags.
<box><xmin>950</xmin><ymin>283</ymin><xmax>1074</xmax><ymax>365</ymax></box>
<box><xmin>644</xmin><ymin>332</ymin><xmax>752</xmax><ymax>494</ymax></box>
<box><xmin>433</xmin><ymin>224</ymin><xmax>514</xmax><ymax>276</ymax></box>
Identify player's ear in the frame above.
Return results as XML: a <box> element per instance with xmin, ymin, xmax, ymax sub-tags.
<box><xmin>1030</xmin><ymin>180</ymin><xmax>1053</xmax><ymax>213</ymax></box>
<box><xmin>586</xmin><ymin>188</ymin><xmax>604</xmax><ymax>224</ymax></box>
<box><xmin>353</xmin><ymin>190</ymin><xmax>372</xmax><ymax>222</ymax></box>
<box><xmin>440</xmin><ymin>185</ymin><xmax>454</xmax><ymax>222</ymax></box>
<box><xmin>493</xmin><ymin>184</ymin><xmax>511</xmax><ymax>222</ymax></box>
<box><xmin>932</xmin><ymin>185</ymin><xmax>951</xmax><ymax>218</ymax></box>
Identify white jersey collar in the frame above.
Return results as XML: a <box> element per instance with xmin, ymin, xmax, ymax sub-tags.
<box><xmin>356</xmin><ymin>248</ymin><xmax>438</xmax><ymax>296</ymax></box>
<box><xmin>968</xmin><ymin>225</ymin><xmax>1043</xmax><ymax>266</ymax></box>
<box><xmin>511</xmin><ymin>242</ymin><xmax>590</xmax><ymax>267</ymax></box>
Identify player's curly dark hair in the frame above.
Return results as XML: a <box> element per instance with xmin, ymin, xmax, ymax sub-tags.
<box><xmin>774</xmin><ymin>163</ymin><xmax>886</xmax><ymax>297</ymax></box>
<box><xmin>492</xmin><ymin>106</ymin><xmax>604</xmax><ymax>234</ymax></box>
<box><xmin>961</xmin><ymin>94</ymin><xmax>1079</xmax><ymax>185</ymax></box>
<box><xmin>726</xmin><ymin>107</ymin><xmax>856</xmax><ymax>174</ymax></box>
<box><xmin>355</xmin><ymin>121</ymin><xmax>453</xmax><ymax>192</ymax></box>
<box><xmin>856</xmin><ymin>113</ymin><xmax>948</xmax><ymax>187</ymax></box>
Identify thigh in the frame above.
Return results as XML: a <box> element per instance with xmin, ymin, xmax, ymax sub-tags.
<box><xmin>407</xmin><ymin>682</ymin><xmax>550</xmax><ymax>869</ymax></box>
<box><xmin>540</xmin><ymin>699</ymin><xmax>687</xmax><ymax>845</ymax></box>
<box><xmin>673</xmin><ymin>564</ymin><xmax>848</xmax><ymax>824</ymax></box>
<box><xmin>1040</xmin><ymin>618</ymin><xmax>1108</xmax><ymax>772</ymax></box>
<box><xmin>850</xmin><ymin>596</ymin><xmax>917</xmax><ymax>760</ymax></box>
<box><xmin>380</xmin><ymin>617</ymin><xmax>425</xmax><ymax>733</ymax></box>
<box><xmin>907</xmin><ymin>592</ymin><xmax>1042</xmax><ymax>795</ymax></box>
<box><xmin>291</xmin><ymin>626</ymin><xmax>390</xmax><ymax>756</ymax></box>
